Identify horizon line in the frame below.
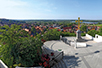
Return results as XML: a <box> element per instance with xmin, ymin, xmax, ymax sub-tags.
<box><xmin>0</xmin><ymin>18</ymin><xmax>102</xmax><ymax>21</ymax></box>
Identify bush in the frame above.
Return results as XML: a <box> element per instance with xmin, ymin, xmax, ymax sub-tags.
<box><xmin>12</xmin><ymin>37</ymin><xmax>43</xmax><ymax>67</ymax></box>
<box><xmin>80</xmin><ymin>25</ymin><xmax>87</xmax><ymax>32</ymax></box>
<box><xmin>98</xmin><ymin>32</ymin><xmax>102</xmax><ymax>36</ymax></box>
<box><xmin>60</xmin><ymin>32</ymin><xmax>69</xmax><ymax>37</ymax></box>
<box><xmin>81</xmin><ymin>33</ymin><xmax>86</xmax><ymax>36</ymax></box>
<box><xmin>88</xmin><ymin>30</ymin><xmax>99</xmax><ymax>37</ymax></box>
<box><xmin>98</xmin><ymin>27</ymin><xmax>102</xmax><ymax>33</ymax></box>
<box><xmin>98</xmin><ymin>27</ymin><xmax>102</xmax><ymax>36</ymax></box>
<box><xmin>69</xmin><ymin>33</ymin><xmax>76</xmax><ymax>36</ymax></box>
<box><xmin>61</xmin><ymin>32</ymin><xmax>76</xmax><ymax>37</ymax></box>
<box><xmin>0</xmin><ymin>24</ymin><xmax>24</xmax><ymax>67</ymax></box>
<box><xmin>0</xmin><ymin>24</ymin><xmax>43</xmax><ymax>67</ymax></box>
<box><xmin>42</xmin><ymin>29</ymin><xmax>60</xmax><ymax>41</ymax></box>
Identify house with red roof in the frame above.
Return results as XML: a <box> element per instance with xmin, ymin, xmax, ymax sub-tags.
<box><xmin>57</xmin><ymin>29</ymin><xmax>61</xmax><ymax>31</ymax></box>
<box><xmin>97</xmin><ymin>26</ymin><xmax>102</xmax><ymax>31</ymax></box>
<box><xmin>42</xmin><ymin>26</ymin><xmax>46</xmax><ymax>29</ymax></box>
<box><xmin>62</xmin><ymin>27</ymin><xmax>72</xmax><ymax>32</ymax></box>
<box><xmin>63</xmin><ymin>30</ymin><xmax>66</xmax><ymax>32</ymax></box>
<box><xmin>35</xmin><ymin>26</ymin><xmax>43</xmax><ymax>31</ymax></box>
<box><xmin>87</xmin><ymin>26</ymin><xmax>92</xmax><ymax>30</ymax></box>
<box><xmin>49</xmin><ymin>27</ymin><xmax>56</xmax><ymax>30</ymax></box>
<box><xmin>91</xmin><ymin>28</ymin><xmax>96</xmax><ymax>30</ymax></box>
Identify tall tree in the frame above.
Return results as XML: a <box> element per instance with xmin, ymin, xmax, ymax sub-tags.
<box><xmin>42</xmin><ymin>29</ymin><xmax>60</xmax><ymax>41</ymax></box>
<box><xmin>0</xmin><ymin>24</ymin><xmax>30</xmax><ymax>67</ymax></box>
<box><xmin>80</xmin><ymin>25</ymin><xmax>87</xmax><ymax>33</ymax></box>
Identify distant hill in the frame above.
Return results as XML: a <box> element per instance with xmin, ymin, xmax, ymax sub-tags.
<box><xmin>0</xmin><ymin>18</ymin><xmax>102</xmax><ymax>24</ymax></box>
<box><xmin>0</xmin><ymin>19</ymin><xmax>26</xmax><ymax>24</ymax></box>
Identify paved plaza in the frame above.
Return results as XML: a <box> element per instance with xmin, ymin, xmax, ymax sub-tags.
<box><xmin>63</xmin><ymin>37</ymin><xmax>102</xmax><ymax>68</ymax></box>
<box><xmin>44</xmin><ymin>36</ymin><xmax>102</xmax><ymax>68</ymax></box>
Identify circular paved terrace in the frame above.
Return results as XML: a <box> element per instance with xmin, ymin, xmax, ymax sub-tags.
<box><xmin>43</xmin><ymin>36</ymin><xmax>102</xmax><ymax>68</ymax></box>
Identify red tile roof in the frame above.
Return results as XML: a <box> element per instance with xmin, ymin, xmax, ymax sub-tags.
<box><xmin>63</xmin><ymin>30</ymin><xmax>66</xmax><ymax>32</ymax></box>
<box><xmin>49</xmin><ymin>27</ymin><xmax>56</xmax><ymax>29</ymax></box>
<box><xmin>43</xmin><ymin>26</ymin><xmax>46</xmax><ymax>28</ymax></box>
<box><xmin>91</xmin><ymin>28</ymin><xmax>95</xmax><ymax>30</ymax></box>
<box><xmin>63</xmin><ymin>27</ymin><xmax>72</xmax><ymax>30</ymax></box>
<box><xmin>57</xmin><ymin>29</ymin><xmax>61</xmax><ymax>31</ymax></box>
<box><xmin>35</xmin><ymin>26</ymin><xmax>43</xmax><ymax>31</ymax></box>
<box><xmin>97</xmin><ymin>26</ymin><xmax>102</xmax><ymax>28</ymax></box>
<box><xmin>31</xmin><ymin>35</ymin><xmax>33</xmax><ymax>37</ymax></box>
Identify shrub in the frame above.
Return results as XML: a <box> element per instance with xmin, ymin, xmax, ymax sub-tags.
<box><xmin>81</xmin><ymin>33</ymin><xmax>86</xmax><ymax>36</ymax></box>
<box><xmin>88</xmin><ymin>30</ymin><xmax>99</xmax><ymax>37</ymax></box>
<box><xmin>98</xmin><ymin>32</ymin><xmax>102</xmax><ymax>36</ymax></box>
<box><xmin>42</xmin><ymin>29</ymin><xmax>60</xmax><ymax>41</ymax></box>
<box><xmin>69</xmin><ymin>33</ymin><xmax>76</xmax><ymax>36</ymax></box>
<box><xmin>0</xmin><ymin>24</ymin><xmax>43</xmax><ymax>67</ymax></box>
<box><xmin>12</xmin><ymin>37</ymin><xmax>43</xmax><ymax>67</ymax></box>
<box><xmin>98</xmin><ymin>27</ymin><xmax>102</xmax><ymax>36</ymax></box>
<box><xmin>0</xmin><ymin>24</ymin><xmax>24</xmax><ymax>67</ymax></box>
<box><xmin>60</xmin><ymin>32</ymin><xmax>69</xmax><ymax>37</ymax></box>
<box><xmin>61</xmin><ymin>32</ymin><xmax>76</xmax><ymax>37</ymax></box>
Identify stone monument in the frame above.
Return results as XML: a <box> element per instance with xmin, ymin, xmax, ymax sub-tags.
<box><xmin>75</xmin><ymin>17</ymin><xmax>85</xmax><ymax>42</ymax></box>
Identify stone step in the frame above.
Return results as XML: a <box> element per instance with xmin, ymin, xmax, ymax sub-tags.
<box><xmin>57</xmin><ymin>62</ymin><xmax>62</xmax><ymax>68</ymax></box>
<box><xmin>51</xmin><ymin>59</ymin><xmax>67</xmax><ymax>68</ymax></box>
<box><xmin>54</xmin><ymin>63</ymin><xmax>58</xmax><ymax>68</ymax></box>
<box><xmin>61</xmin><ymin>59</ymin><xmax>67</xmax><ymax>68</ymax></box>
<box><xmin>51</xmin><ymin>66</ymin><xmax>56</xmax><ymax>68</ymax></box>
<box><xmin>59</xmin><ymin>60</ymin><xmax>64</xmax><ymax>68</ymax></box>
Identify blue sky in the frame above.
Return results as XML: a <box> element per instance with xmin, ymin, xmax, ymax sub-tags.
<box><xmin>0</xmin><ymin>0</ymin><xmax>102</xmax><ymax>20</ymax></box>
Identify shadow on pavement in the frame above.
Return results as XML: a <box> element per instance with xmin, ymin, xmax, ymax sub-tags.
<box><xmin>63</xmin><ymin>55</ymin><xmax>81</xmax><ymax>68</ymax></box>
<box><xmin>86</xmin><ymin>45</ymin><xmax>92</xmax><ymax>47</ymax></box>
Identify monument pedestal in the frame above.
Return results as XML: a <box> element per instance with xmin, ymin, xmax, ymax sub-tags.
<box><xmin>76</xmin><ymin>30</ymin><xmax>86</xmax><ymax>42</ymax></box>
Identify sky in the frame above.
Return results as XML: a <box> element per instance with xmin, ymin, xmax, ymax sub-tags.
<box><xmin>0</xmin><ymin>0</ymin><xmax>102</xmax><ymax>20</ymax></box>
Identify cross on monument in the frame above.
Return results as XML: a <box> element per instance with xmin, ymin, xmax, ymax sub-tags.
<box><xmin>75</xmin><ymin>17</ymin><xmax>85</xmax><ymax>42</ymax></box>
<box><xmin>75</xmin><ymin>17</ymin><xmax>83</xmax><ymax>30</ymax></box>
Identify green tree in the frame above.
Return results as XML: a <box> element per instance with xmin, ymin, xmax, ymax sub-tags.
<box><xmin>31</xmin><ymin>26</ymin><xmax>36</xmax><ymax>34</ymax></box>
<box><xmin>98</xmin><ymin>27</ymin><xmax>102</xmax><ymax>36</ymax></box>
<box><xmin>88</xmin><ymin>30</ymin><xmax>98</xmax><ymax>37</ymax></box>
<box><xmin>67</xmin><ymin>23</ymin><xmax>73</xmax><ymax>27</ymax></box>
<box><xmin>80</xmin><ymin>25</ymin><xmax>87</xmax><ymax>33</ymax></box>
<box><xmin>12</xmin><ymin>36</ymin><xmax>43</xmax><ymax>67</ymax></box>
<box><xmin>60</xmin><ymin>32</ymin><xmax>76</xmax><ymax>37</ymax></box>
<box><xmin>42</xmin><ymin>29</ymin><xmax>60</xmax><ymax>41</ymax></box>
<box><xmin>97</xmin><ymin>22</ymin><xmax>101</xmax><ymax>24</ymax></box>
<box><xmin>0</xmin><ymin>24</ymin><xmax>30</xmax><ymax>67</ymax></box>
<box><xmin>99</xmin><ymin>27</ymin><xmax>102</xmax><ymax>33</ymax></box>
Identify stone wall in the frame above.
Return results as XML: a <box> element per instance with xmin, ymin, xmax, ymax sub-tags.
<box><xmin>94</xmin><ymin>34</ymin><xmax>102</xmax><ymax>42</ymax></box>
<box><xmin>86</xmin><ymin>34</ymin><xmax>93</xmax><ymax>40</ymax></box>
<box><xmin>86</xmin><ymin>34</ymin><xmax>102</xmax><ymax>42</ymax></box>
